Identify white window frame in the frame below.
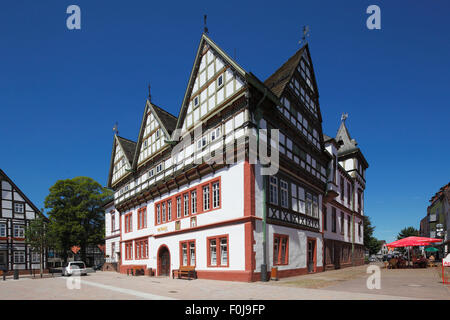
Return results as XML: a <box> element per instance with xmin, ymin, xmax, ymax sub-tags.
<box><xmin>191</xmin><ymin>191</ymin><xmax>197</xmax><ymax>214</ymax></box>
<box><xmin>217</xmin><ymin>74</ymin><xmax>223</xmax><ymax>88</ymax></box>
<box><xmin>176</xmin><ymin>197</ymin><xmax>181</xmax><ymax>219</ymax></box>
<box><xmin>31</xmin><ymin>251</ymin><xmax>40</xmax><ymax>263</ymax></box>
<box><xmin>13</xmin><ymin>225</ymin><xmax>24</xmax><ymax>238</ymax></box>
<box><xmin>156</xmin><ymin>204</ymin><xmax>161</xmax><ymax>224</ymax></box>
<box><xmin>269</xmin><ymin>177</ymin><xmax>278</xmax><ymax>205</ymax></box>
<box><xmin>209</xmin><ymin>239</ymin><xmax>217</xmax><ymax>266</ymax></box>
<box><xmin>203</xmin><ymin>185</ymin><xmax>210</xmax><ymax>211</ymax></box>
<box><xmin>167</xmin><ymin>200</ymin><xmax>172</xmax><ymax>221</ymax></box>
<box><xmin>14</xmin><ymin>202</ymin><xmax>24</xmax><ymax>214</ymax></box>
<box><xmin>210</xmin><ymin>127</ymin><xmax>221</xmax><ymax>142</ymax></box>
<box><xmin>13</xmin><ymin>251</ymin><xmax>25</xmax><ymax>264</ymax></box>
<box><xmin>183</xmin><ymin>194</ymin><xmax>189</xmax><ymax>217</ymax></box>
<box><xmin>212</xmin><ymin>182</ymin><xmax>220</xmax><ymax>208</ymax></box>
<box><xmin>220</xmin><ymin>238</ymin><xmax>228</xmax><ymax>266</ymax></box>
<box><xmin>162</xmin><ymin>203</ymin><xmax>166</xmax><ymax>223</ymax></box>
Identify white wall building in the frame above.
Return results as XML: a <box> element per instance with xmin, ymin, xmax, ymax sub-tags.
<box><xmin>104</xmin><ymin>33</ymin><xmax>368</xmax><ymax>281</ymax></box>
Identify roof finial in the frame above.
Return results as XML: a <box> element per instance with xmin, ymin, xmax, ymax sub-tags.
<box><xmin>204</xmin><ymin>14</ymin><xmax>209</xmax><ymax>34</ymax></box>
<box><xmin>113</xmin><ymin>121</ymin><xmax>119</xmax><ymax>135</ymax></box>
<box><xmin>299</xmin><ymin>25</ymin><xmax>310</xmax><ymax>46</ymax></box>
<box><xmin>341</xmin><ymin>112</ymin><xmax>348</xmax><ymax>123</ymax></box>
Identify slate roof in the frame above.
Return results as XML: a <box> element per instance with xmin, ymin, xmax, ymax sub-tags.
<box><xmin>152</xmin><ymin>104</ymin><xmax>178</xmax><ymax>135</ymax></box>
<box><xmin>335</xmin><ymin>121</ymin><xmax>359</xmax><ymax>156</ymax></box>
<box><xmin>264</xmin><ymin>46</ymin><xmax>306</xmax><ymax>98</ymax></box>
<box><xmin>116</xmin><ymin>136</ymin><xmax>137</xmax><ymax>164</ymax></box>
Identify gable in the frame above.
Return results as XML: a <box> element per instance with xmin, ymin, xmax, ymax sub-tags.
<box><xmin>174</xmin><ymin>34</ymin><xmax>247</xmax><ymax>138</ymax></box>
<box><xmin>109</xmin><ymin>136</ymin><xmax>134</xmax><ymax>186</ymax></box>
<box><xmin>133</xmin><ymin>101</ymin><xmax>177</xmax><ymax>169</ymax></box>
<box><xmin>0</xmin><ymin>169</ymin><xmax>44</xmax><ymax>220</ymax></box>
<box><xmin>137</xmin><ymin>108</ymin><xmax>166</xmax><ymax>166</ymax></box>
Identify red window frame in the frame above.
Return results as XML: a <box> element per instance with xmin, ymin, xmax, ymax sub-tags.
<box><xmin>124</xmin><ymin>213</ymin><xmax>132</xmax><ymax>233</ymax></box>
<box><xmin>154</xmin><ymin>177</ymin><xmax>221</xmax><ymax>226</ymax></box>
<box><xmin>135</xmin><ymin>239</ymin><xmax>148</xmax><ymax>260</ymax></box>
<box><xmin>207</xmin><ymin>234</ymin><xmax>229</xmax><ymax>268</ymax></box>
<box><xmin>273</xmin><ymin>234</ymin><xmax>289</xmax><ymax>265</ymax></box>
<box><xmin>124</xmin><ymin>241</ymin><xmax>133</xmax><ymax>260</ymax></box>
<box><xmin>137</xmin><ymin>207</ymin><xmax>147</xmax><ymax>230</ymax></box>
<box><xmin>179</xmin><ymin>239</ymin><xmax>196</xmax><ymax>267</ymax></box>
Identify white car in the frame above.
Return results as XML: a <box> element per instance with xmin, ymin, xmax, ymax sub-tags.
<box><xmin>63</xmin><ymin>261</ymin><xmax>87</xmax><ymax>276</ymax></box>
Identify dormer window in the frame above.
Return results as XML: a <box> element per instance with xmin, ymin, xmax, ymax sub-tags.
<box><xmin>148</xmin><ymin>169</ymin><xmax>154</xmax><ymax>178</ymax></box>
<box><xmin>156</xmin><ymin>163</ymin><xmax>163</xmax><ymax>173</ymax></box>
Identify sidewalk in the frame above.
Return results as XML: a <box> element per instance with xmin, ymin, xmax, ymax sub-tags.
<box><xmin>263</xmin><ymin>263</ymin><xmax>450</xmax><ymax>300</ymax></box>
<box><xmin>0</xmin><ymin>268</ymin><xmax>418</xmax><ymax>300</ymax></box>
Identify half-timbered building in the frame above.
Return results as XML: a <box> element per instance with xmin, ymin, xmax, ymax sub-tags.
<box><xmin>0</xmin><ymin>169</ymin><xmax>47</xmax><ymax>274</ymax></box>
<box><xmin>104</xmin><ymin>32</ymin><xmax>368</xmax><ymax>281</ymax></box>
<box><xmin>322</xmin><ymin>120</ymin><xmax>368</xmax><ymax>270</ymax></box>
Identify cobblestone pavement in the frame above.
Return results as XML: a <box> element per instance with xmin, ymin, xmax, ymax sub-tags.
<box><xmin>0</xmin><ymin>264</ymin><xmax>447</xmax><ymax>300</ymax></box>
<box><xmin>265</xmin><ymin>263</ymin><xmax>450</xmax><ymax>299</ymax></box>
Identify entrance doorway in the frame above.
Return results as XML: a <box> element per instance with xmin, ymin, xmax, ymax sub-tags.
<box><xmin>157</xmin><ymin>245</ymin><xmax>170</xmax><ymax>276</ymax></box>
<box><xmin>307</xmin><ymin>238</ymin><xmax>316</xmax><ymax>273</ymax></box>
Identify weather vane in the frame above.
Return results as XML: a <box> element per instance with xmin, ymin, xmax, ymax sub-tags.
<box><xmin>113</xmin><ymin>122</ymin><xmax>119</xmax><ymax>135</ymax></box>
<box><xmin>341</xmin><ymin>112</ymin><xmax>348</xmax><ymax>123</ymax></box>
<box><xmin>204</xmin><ymin>14</ymin><xmax>209</xmax><ymax>34</ymax></box>
<box><xmin>299</xmin><ymin>25</ymin><xmax>310</xmax><ymax>46</ymax></box>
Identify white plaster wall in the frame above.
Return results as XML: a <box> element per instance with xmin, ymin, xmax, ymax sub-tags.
<box><xmin>121</xmin><ymin>162</ymin><xmax>244</xmax><ymax>243</ymax></box>
<box><xmin>253</xmin><ymin>223</ymin><xmax>323</xmax><ymax>271</ymax></box>
<box><xmin>323</xmin><ymin>203</ymin><xmax>363</xmax><ymax>245</ymax></box>
<box><xmin>121</xmin><ymin>223</ymin><xmax>245</xmax><ymax>272</ymax></box>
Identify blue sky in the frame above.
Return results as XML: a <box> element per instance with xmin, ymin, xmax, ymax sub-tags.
<box><xmin>1</xmin><ymin>1</ymin><xmax>449</xmax><ymax>243</ymax></box>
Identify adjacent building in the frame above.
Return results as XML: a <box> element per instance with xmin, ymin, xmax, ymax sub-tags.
<box><xmin>0</xmin><ymin>169</ymin><xmax>47</xmax><ymax>273</ymax></box>
<box><xmin>322</xmin><ymin>120</ymin><xmax>368</xmax><ymax>269</ymax></box>
<box><xmin>104</xmin><ymin>33</ymin><xmax>368</xmax><ymax>281</ymax></box>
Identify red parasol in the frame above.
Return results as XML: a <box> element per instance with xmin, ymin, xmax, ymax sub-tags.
<box><xmin>386</xmin><ymin>236</ymin><xmax>442</xmax><ymax>248</ymax></box>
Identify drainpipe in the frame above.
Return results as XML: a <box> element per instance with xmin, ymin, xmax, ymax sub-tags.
<box><xmin>254</xmin><ymin>88</ymin><xmax>268</xmax><ymax>282</ymax></box>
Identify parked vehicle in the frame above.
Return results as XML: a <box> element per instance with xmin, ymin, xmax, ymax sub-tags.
<box><xmin>369</xmin><ymin>256</ymin><xmax>377</xmax><ymax>262</ymax></box>
<box><xmin>63</xmin><ymin>261</ymin><xmax>87</xmax><ymax>276</ymax></box>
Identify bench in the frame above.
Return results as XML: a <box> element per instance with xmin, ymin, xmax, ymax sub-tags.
<box><xmin>172</xmin><ymin>266</ymin><xmax>196</xmax><ymax>280</ymax></box>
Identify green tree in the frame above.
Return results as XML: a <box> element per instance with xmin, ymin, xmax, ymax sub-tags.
<box><xmin>397</xmin><ymin>226</ymin><xmax>419</xmax><ymax>240</ymax></box>
<box><xmin>363</xmin><ymin>215</ymin><xmax>382</xmax><ymax>255</ymax></box>
<box><xmin>25</xmin><ymin>214</ymin><xmax>54</xmax><ymax>277</ymax></box>
<box><xmin>44</xmin><ymin>177</ymin><xmax>112</xmax><ymax>264</ymax></box>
